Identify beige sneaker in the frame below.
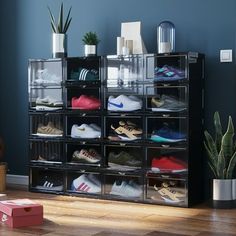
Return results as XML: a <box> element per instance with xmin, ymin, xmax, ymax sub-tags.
<box><xmin>37</xmin><ymin>122</ymin><xmax>63</xmax><ymax>136</ymax></box>
<box><xmin>111</xmin><ymin>121</ymin><xmax>142</xmax><ymax>140</ymax></box>
<box><xmin>154</xmin><ymin>185</ymin><xmax>185</xmax><ymax>202</ymax></box>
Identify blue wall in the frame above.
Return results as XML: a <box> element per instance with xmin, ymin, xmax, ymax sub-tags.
<box><xmin>1</xmin><ymin>0</ymin><xmax>236</xmax><ymax>182</ymax></box>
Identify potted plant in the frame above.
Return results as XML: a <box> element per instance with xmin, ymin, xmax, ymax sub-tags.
<box><xmin>204</xmin><ymin>111</ymin><xmax>236</xmax><ymax>208</ymax></box>
<box><xmin>0</xmin><ymin>137</ymin><xmax>7</xmax><ymax>193</ymax></box>
<box><xmin>82</xmin><ymin>32</ymin><xmax>100</xmax><ymax>57</ymax></box>
<box><xmin>48</xmin><ymin>3</ymin><xmax>72</xmax><ymax>58</ymax></box>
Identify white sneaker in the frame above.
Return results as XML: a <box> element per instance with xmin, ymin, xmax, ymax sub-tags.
<box><xmin>89</xmin><ymin>123</ymin><xmax>101</xmax><ymax>132</ymax></box>
<box><xmin>129</xmin><ymin>95</ymin><xmax>143</xmax><ymax>107</ymax></box>
<box><xmin>71</xmin><ymin>124</ymin><xmax>101</xmax><ymax>138</ymax></box>
<box><xmin>35</xmin><ymin>69</ymin><xmax>61</xmax><ymax>85</ymax></box>
<box><xmin>71</xmin><ymin>174</ymin><xmax>101</xmax><ymax>193</ymax></box>
<box><xmin>35</xmin><ymin>96</ymin><xmax>63</xmax><ymax>111</ymax></box>
<box><xmin>110</xmin><ymin>180</ymin><xmax>142</xmax><ymax>198</ymax></box>
<box><xmin>108</xmin><ymin>95</ymin><xmax>142</xmax><ymax>111</ymax></box>
<box><xmin>87</xmin><ymin>173</ymin><xmax>101</xmax><ymax>187</ymax></box>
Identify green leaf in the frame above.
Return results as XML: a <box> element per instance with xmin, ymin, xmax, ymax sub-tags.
<box><xmin>221</xmin><ymin>116</ymin><xmax>234</xmax><ymax>167</ymax></box>
<box><xmin>63</xmin><ymin>17</ymin><xmax>72</xmax><ymax>33</ymax></box>
<box><xmin>226</xmin><ymin>150</ymin><xmax>236</xmax><ymax>178</ymax></box>
<box><xmin>217</xmin><ymin>149</ymin><xmax>226</xmax><ymax>179</ymax></box>
<box><xmin>48</xmin><ymin>3</ymin><xmax>72</xmax><ymax>34</ymax></box>
<box><xmin>63</xmin><ymin>7</ymin><xmax>72</xmax><ymax>33</ymax></box>
<box><xmin>214</xmin><ymin>111</ymin><xmax>223</xmax><ymax>152</ymax></box>
<box><xmin>82</xmin><ymin>32</ymin><xmax>100</xmax><ymax>45</ymax></box>
<box><xmin>208</xmin><ymin>161</ymin><xmax>218</xmax><ymax>178</ymax></box>
<box><xmin>204</xmin><ymin>131</ymin><xmax>218</xmax><ymax>167</ymax></box>
<box><xmin>47</xmin><ymin>6</ymin><xmax>57</xmax><ymax>33</ymax></box>
<box><xmin>57</xmin><ymin>3</ymin><xmax>63</xmax><ymax>33</ymax></box>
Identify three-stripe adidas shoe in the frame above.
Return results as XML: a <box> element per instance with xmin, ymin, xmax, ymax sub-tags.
<box><xmin>35</xmin><ymin>178</ymin><xmax>63</xmax><ymax>191</ymax></box>
<box><xmin>70</xmin><ymin>68</ymin><xmax>99</xmax><ymax>81</ymax></box>
<box><xmin>71</xmin><ymin>174</ymin><xmax>101</xmax><ymax>193</ymax></box>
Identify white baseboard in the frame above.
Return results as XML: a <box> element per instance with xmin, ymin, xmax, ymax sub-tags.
<box><xmin>6</xmin><ymin>174</ymin><xmax>28</xmax><ymax>186</ymax></box>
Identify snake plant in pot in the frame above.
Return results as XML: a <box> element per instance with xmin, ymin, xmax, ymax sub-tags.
<box><xmin>48</xmin><ymin>3</ymin><xmax>72</xmax><ymax>58</ymax></box>
<box><xmin>82</xmin><ymin>32</ymin><xmax>100</xmax><ymax>57</ymax></box>
<box><xmin>204</xmin><ymin>111</ymin><xmax>236</xmax><ymax>208</ymax></box>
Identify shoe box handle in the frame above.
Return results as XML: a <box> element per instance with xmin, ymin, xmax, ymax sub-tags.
<box><xmin>118</xmin><ymin>172</ymin><xmax>126</xmax><ymax>176</ymax></box>
<box><xmin>163</xmin><ymin>84</ymin><xmax>171</xmax><ymax>87</ymax></box>
<box><xmin>161</xmin><ymin>144</ymin><xmax>170</xmax><ymax>148</ymax></box>
<box><xmin>119</xmin><ymin>143</ymin><xmax>126</xmax><ymax>146</ymax></box>
<box><xmin>162</xmin><ymin>114</ymin><xmax>170</xmax><ymax>118</ymax></box>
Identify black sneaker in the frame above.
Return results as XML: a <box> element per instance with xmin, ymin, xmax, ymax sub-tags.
<box><xmin>37</xmin><ymin>153</ymin><xmax>61</xmax><ymax>162</ymax></box>
<box><xmin>35</xmin><ymin>175</ymin><xmax>63</xmax><ymax>191</ymax></box>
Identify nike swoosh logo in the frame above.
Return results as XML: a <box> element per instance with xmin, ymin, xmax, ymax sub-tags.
<box><xmin>77</xmin><ymin>128</ymin><xmax>85</xmax><ymax>131</ymax></box>
<box><xmin>108</xmin><ymin>101</ymin><xmax>123</xmax><ymax>108</ymax></box>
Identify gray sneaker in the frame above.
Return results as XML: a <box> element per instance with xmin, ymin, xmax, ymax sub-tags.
<box><xmin>151</xmin><ymin>95</ymin><xmax>186</xmax><ymax>112</ymax></box>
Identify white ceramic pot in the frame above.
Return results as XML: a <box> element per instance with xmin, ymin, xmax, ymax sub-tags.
<box><xmin>213</xmin><ymin>179</ymin><xmax>233</xmax><ymax>208</ymax></box>
<box><xmin>84</xmin><ymin>45</ymin><xmax>96</xmax><ymax>57</ymax></box>
<box><xmin>232</xmin><ymin>179</ymin><xmax>236</xmax><ymax>200</ymax></box>
<box><xmin>52</xmin><ymin>33</ymin><xmax>67</xmax><ymax>58</ymax></box>
<box><xmin>213</xmin><ymin>179</ymin><xmax>232</xmax><ymax>200</ymax></box>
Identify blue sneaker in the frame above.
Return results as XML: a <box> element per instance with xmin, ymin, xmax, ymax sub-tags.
<box><xmin>151</xmin><ymin>126</ymin><xmax>186</xmax><ymax>143</ymax></box>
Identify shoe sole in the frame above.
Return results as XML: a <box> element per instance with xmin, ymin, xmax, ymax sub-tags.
<box><xmin>72</xmin><ymin>155</ymin><xmax>100</xmax><ymax>164</ymax></box>
<box><xmin>34</xmin><ymin>133</ymin><xmax>63</xmax><ymax>137</ymax></box>
<box><xmin>118</xmin><ymin>135</ymin><xmax>141</xmax><ymax>141</ymax></box>
<box><xmin>35</xmin><ymin>185</ymin><xmax>63</xmax><ymax>191</ymax></box>
<box><xmin>108</xmin><ymin>162</ymin><xmax>139</xmax><ymax>170</ymax></box>
<box><xmin>35</xmin><ymin>106</ymin><xmax>62</xmax><ymax>111</ymax></box>
<box><xmin>71</xmin><ymin>134</ymin><xmax>101</xmax><ymax>139</ymax></box>
<box><xmin>151</xmin><ymin>167</ymin><xmax>187</xmax><ymax>173</ymax></box>
<box><xmin>150</xmin><ymin>136</ymin><xmax>186</xmax><ymax>143</ymax></box>
<box><xmin>108</xmin><ymin>105</ymin><xmax>141</xmax><ymax>111</ymax></box>
<box><xmin>151</xmin><ymin>108</ymin><xmax>186</xmax><ymax>112</ymax></box>
<box><xmin>110</xmin><ymin>190</ymin><xmax>141</xmax><ymax>198</ymax></box>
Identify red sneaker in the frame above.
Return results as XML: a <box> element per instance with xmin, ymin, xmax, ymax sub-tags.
<box><xmin>151</xmin><ymin>156</ymin><xmax>187</xmax><ymax>173</ymax></box>
<box><xmin>72</xmin><ymin>95</ymin><xmax>101</xmax><ymax>110</ymax></box>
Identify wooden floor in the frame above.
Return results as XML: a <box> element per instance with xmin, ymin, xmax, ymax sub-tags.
<box><xmin>1</xmin><ymin>187</ymin><xmax>236</xmax><ymax>236</ymax></box>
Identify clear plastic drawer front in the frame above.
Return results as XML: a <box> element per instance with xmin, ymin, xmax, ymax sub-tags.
<box><xmin>29</xmin><ymin>114</ymin><xmax>63</xmax><ymax>138</ymax></box>
<box><xmin>106</xmin><ymin>55</ymin><xmax>144</xmax><ymax>87</ymax></box>
<box><xmin>104</xmin><ymin>174</ymin><xmax>143</xmax><ymax>200</ymax></box>
<box><xmin>67</xmin><ymin>171</ymin><xmax>101</xmax><ymax>195</ymax></box>
<box><xmin>145</xmin><ymin>55</ymin><xmax>187</xmax><ymax>82</ymax></box>
<box><xmin>30</xmin><ymin>141</ymin><xmax>63</xmax><ymax>164</ymax></box>
<box><xmin>146</xmin><ymin>173</ymin><xmax>188</xmax><ymax>206</ymax></box>
<box><xmin>145</xmin><ymin>85</ymin><xmax>187</xmax><ymax>112</ymax></box>
<box><xmin>29</xmin><ymin>88</ymin><xmax>63</xmax><ymax>111</ymax></box>
<box><xmin>105</xmin><ymin>145</ymin><xmax>143</xmax><ymax>171</ymax></box>
<box><xmin>66</xmin><ymin>143</ymin><xmax>102</xmax><ymax>167</ymax></box>
<box><xmin>30</xmin><ymin>168</ymin><xmax>64</xmax><ymax>192</ymax></box>
<box><xmin>28</xmin><ymin>59</ymin><xmax>63</xmax><ymax>87</ymax></box>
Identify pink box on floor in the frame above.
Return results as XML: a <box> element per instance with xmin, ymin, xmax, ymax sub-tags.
<box><xmin>0</xmin><ymin>199</ymin><xmax>43</xmax><ymax>228</ymax></box>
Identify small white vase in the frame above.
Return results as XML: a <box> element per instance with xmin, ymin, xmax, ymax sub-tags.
<box><xmin>52</xmin><ymin>33</ymin><xmax>67</xmax><ymax>58</ymax></box>
<box><xmin>84</xmin><ymin>45</ymin><xmax>96</xmax><ymax>57</ymax></box>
